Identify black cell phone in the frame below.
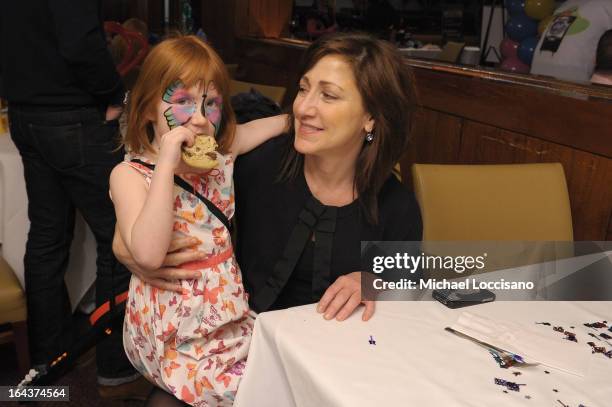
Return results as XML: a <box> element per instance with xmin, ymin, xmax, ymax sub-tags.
<box><xmin>432</xmin><ymin>289</ymin><xmax>496</xmax><ymax>308</ymax></box>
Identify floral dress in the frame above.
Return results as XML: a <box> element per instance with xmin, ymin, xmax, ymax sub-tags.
<box><xmin>122</xmin><ymin>153</ymin><xmax>254</xmax><ymax>406</ymax></box>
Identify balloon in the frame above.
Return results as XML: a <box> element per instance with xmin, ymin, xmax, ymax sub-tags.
<box><xmin>517</xmin><ymin>36</ymin><xmax>539</xmax><ymax>65</ymax></box>
<box><xmin>500</xmin><ymin>38</ymin><xmax>520</xmax><ymax>59</ymax></box>
<box><xmin>525</xmin><ymin>0</ymin><xmax>555</xmax><ymax>21</ymax></box>
<box><xmin>505</xmin><ymin>15</ymin><xmax>538</xmax><ymax>42</ymax></box>
<box><xmin>538</xmin><ymin>15</ymin><xmax>553</xmax><ymax>35</ymax></box>
<box><xmin>506</xmin><ymin>0</ymin><xmax>526</xmax><ymax>17</ymax></box>
<box><xmin>500</xmin><ymin>57</ymin><xmax>531</xmax><ymax>74</ymax></box>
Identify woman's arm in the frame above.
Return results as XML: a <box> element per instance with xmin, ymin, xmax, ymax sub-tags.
<box><xmin>113</xmin><ymin>227</ymin><xmax>204</xmax><ymax>293</ymax></box>
<box><xmin>230</xmin><ymin>114</ymin><xmax>289</xmax><ymax>156</ymax></box>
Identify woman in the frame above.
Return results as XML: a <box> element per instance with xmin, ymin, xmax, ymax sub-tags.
<box><xmin>114</xmin><ymin>32</ymin><xmax>422</xmax><ymax>404</ymax></box>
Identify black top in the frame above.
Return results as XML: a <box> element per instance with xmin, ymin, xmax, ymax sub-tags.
<box><xmin>235</xmin><ymin>135</ymin><xmax>422</xmax><ymax>313</ymax></box>
<box><xmin>0</xmin><ymin>0</ymin><xmax>125</xmax><ymax>109</ymax></box>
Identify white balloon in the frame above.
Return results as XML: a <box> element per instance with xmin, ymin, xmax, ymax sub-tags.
<box><xmin>531</xmin><ymin>0</ymin><xmax>612</xmax><ymax>82</ymax></box>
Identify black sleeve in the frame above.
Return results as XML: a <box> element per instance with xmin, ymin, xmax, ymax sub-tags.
<box><xmin>380</xmin><ymin>176</ymin><xmax>423</xmax><ymax>242</ymax></box>
<box><xmin>360</xmin><ymin>177</ymin><xmax>423</xmax><ymax>283</ymax></box>
<box><xmin>49</xmin><ymin>0</ymin><xmax>125</xmax><ymax>106</ymax></box>
<box><xmin>235</xmin><ymin>134</ymin><xmax>290</xmax><ymax>184</ymax></box>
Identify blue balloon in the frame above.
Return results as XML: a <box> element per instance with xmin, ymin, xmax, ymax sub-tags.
<box><xmin>517</xmin><ymin>36</ymin><xmax>539</xmax><ymax>65</ymax></box>
<box><xmin>505</xmin><ymin>15</ymin><xmax>538</xmax><ymax>42</ymax></box>
<box><xmin>506</xmin><ymin>0</ymin><xmax>526</xmax><ymax>17</ymax></box>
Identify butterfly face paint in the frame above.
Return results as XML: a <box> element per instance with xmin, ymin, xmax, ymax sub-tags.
<box><xmin>160</xmin><ymin>81</ymin><xmax>223</xmax><ymax>136</ymax></box>
<box><xmin>162</xmin><ymin>81</ymin><xmax>198</xmax><ymax>129</ymax></box>
<box><xmin>202</xmin><ymin>94</ymin><xmax>223</xmax><ymax>136</ymax></box>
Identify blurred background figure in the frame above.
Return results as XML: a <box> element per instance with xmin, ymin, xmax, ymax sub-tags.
<box><xmin>0</xmin><ymin>0</ymin><xmax>149</xmax><ymax>400</ymax></box>
<box><xmin>306</xmin><ymin>0</ymin><xmax>338</xmax><ymax>39</ymax></box>
<box><xmin>109</xmin><ymin>18</ymin><xmax>149</xmax><ymax>63</ymax></box>
<box><xmin>107</xmin><ymin>18</ymin><xmax>150</xmax><ymax>90</ymax></box>
<box><xmin>591</xmin><ymin>29</ymin><xmax>612</xmax><ymax>85</ymax></box>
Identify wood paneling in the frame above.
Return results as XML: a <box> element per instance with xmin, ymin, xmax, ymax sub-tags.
<box><xmin>200</xmin><ymin>0</ymin><xmax>238</xmax><ymax>61</ymax></box>
<box><xmin>234</xmin><ymin>37</ymin><xmax>304</xmax><ymax>107</ymax></box>
<box><xmin>458</xmin><ymin>121</ymin><xmax>612</xmax><ymax>241</ymax></box>
<box><xmin>412</xmin><ymin>67</ymin><xmax>612</xmax><ymax>159</ymax></box>
<box><xmin>400</xmin><ymin>108</ymin><xmax>462</xmax><ymax>184</ymax></box>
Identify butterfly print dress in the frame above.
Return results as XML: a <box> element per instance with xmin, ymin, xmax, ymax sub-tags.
<box><xmin>122</xmin><ymin>154</ymin><xmax>254</xmax><ymax>406</ymax></box>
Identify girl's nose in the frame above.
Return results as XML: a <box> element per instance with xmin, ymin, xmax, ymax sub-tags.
<box><xmin>189</xmin><ymin>104</ymin><xmax>209</xmax><ymax>128</ymax></box>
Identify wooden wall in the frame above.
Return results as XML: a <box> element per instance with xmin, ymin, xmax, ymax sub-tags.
<box><xmin>200</xmin><ymin>0</ymin><xmax>241</xmax><ymax>61</ymax></box>
<box><xmin>234</xmin><ymin>37</ymin><xmax>305</xmax><ymax>105</ymax></box>
<box><xmin>400</xmin><ymin>60</ymin><xmax>612</xmax><ymax>241</ymax></box>
<box><xmin>202</xmin><ymin>0</ymin><xmax>292</xmax><ymax>62</ymax></box>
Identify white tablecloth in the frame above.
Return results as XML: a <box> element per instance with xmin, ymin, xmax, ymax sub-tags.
<box><xmin>235</xmin><ymin>301</ymin><xmax>612</xmax><ymax>407</ymax></box>
<box><xmin>0</xmin><ymin>132</ymin><xmax>97</xmax><ymax>309</ymax></box>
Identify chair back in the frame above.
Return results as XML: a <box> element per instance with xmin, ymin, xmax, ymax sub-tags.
<box><xmin>0</xmin><ymin>256</ymin><xmax>26</xmax><ymax>324</ymax></box>
<box><xmin>411</xmin><ymin>163</ymin><xmax>574</xmax><ymax>241</ymax></box>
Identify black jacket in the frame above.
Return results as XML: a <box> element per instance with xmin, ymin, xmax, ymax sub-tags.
<box><xmin>234</xmin><ymin>135</ymin><xmax>423</xmax><ymax>312</ymax></box>
<box><xmin>0</xmin><ymin>0</ymin><xmax>125</xmax><ymax>109</ymax></box>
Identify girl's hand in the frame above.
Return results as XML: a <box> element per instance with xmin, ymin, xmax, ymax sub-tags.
<box><xmin>113</xmin><ymin>227</ymin><xmax>204</xmax><ymax>293</ymax></box>
<box><xmin>157</xmin><ymin>126</ymin><xmax>196</xmax><ymax>171</ymax></box>
<box><xmin>316</xmin><ymin>272</ymin><xmax>375</xmax><ymax>322</ymax></box>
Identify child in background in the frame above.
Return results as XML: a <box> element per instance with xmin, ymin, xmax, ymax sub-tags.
<box><xmin>591</xmin><ymin>30</ymin><xmax>612</xmax><ymax>86</ymax></box>
<box><xmin>110</xmin><ymin>35</ymin><xmax>285</xmax><ymax>406</ymax></box>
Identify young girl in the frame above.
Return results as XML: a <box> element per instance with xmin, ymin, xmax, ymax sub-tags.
<box><xmin>110</xmin><ymin>36</ymin><xmax>285</xmax><ymax>406</ymax></box>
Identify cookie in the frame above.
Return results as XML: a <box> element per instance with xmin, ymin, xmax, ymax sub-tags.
<box><xmin>181</xmin><ymin>135</ymin><xmax>219</xmax><ymax>170</ymax></box>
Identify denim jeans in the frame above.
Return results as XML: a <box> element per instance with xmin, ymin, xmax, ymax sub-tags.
<box><xmin>8</xmin><ymin>105</ymin><xmax>135</xmax><ymax>381</ymax></box>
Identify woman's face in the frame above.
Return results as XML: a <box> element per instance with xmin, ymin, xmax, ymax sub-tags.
<box><xmin>152</xmin><ymin>80</ymin><xmax>222</xmax><ymax>140</ymax></box>
<box><xmin>293</xmin><ymin>55</ymin><xmax>374</xmax><ymax>157</ymax></box>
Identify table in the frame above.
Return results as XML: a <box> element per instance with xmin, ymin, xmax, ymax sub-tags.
<box><xmin>235</xmin><ymin>301</ymin><xmax>612</xmax><ymax>406</ymax></box>
<box><xmin>0</xmin><ymin>132</ymin><xmax>97</xmax><ymax>309</ymax></box>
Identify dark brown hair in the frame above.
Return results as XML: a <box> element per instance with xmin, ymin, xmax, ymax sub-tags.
<box><xmin>281</xmin><ymin>32</ymin><xmax>417</xmax><ymax>224</ymax></box>
<box><xmin>596</xmin><ymin>30</ymin><xmax>612</xmax><ymax>71</ymax></box>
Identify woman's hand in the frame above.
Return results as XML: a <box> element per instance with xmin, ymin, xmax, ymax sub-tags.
<box><xmin>316</xmin><ymin>272</ymin><xmax>375</xmax><ymax>322</ymax></box>
<box><xmin>113</xmin><ymin>227</ymin><xmax>204</xmax><ymax>293</ymax></box>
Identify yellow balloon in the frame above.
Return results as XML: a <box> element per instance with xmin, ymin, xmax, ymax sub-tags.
<box><xmin>525</xmin><ymin>0</ymin><xmax>555</xmax><ymax>21</ymax></box>
<box><xmin>538</xmin><ymin>15</ymin><xmax>554</xmax><ymax>35</ymax></box>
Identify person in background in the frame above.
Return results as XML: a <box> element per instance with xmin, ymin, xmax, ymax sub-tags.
<box><xmin>108</xmin><ymin>18</ymin><xmax>150</xmax><ymax>90</ymax></box>
<box><xmin>306</xmin><ymin>0</ymin><xmax>338</xmax><ymax>39</ymax></box>
<box><xmin>531</xmin><ymin>0</ymin><xmax>612</xmax><ymax>83</ymax></box>
<box><xmin>591</xmin><ymin>30</ymin><xmax>612</xmax><ymax>85</ymax></box>
<box><xmin>0</xmin><ymin>0</ymin><xmax>149</xmax><ymax>400</ymax></box>
<box><xmin>109</xmin><ymin>18</ymin><xmax>149</xmax><ymax>64</ymax></box>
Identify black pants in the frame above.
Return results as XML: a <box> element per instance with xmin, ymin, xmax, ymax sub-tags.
<box><xmin>8</xmin><ymin>105</ymin><xmax>135</xmax><ymax>380</ymax></box>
